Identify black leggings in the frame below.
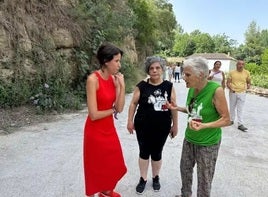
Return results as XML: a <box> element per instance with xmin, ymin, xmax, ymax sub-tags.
<box><xmin>135</xmin><ymin>127</ymin><xmax>170</xmax><ymax>161</ymax></box>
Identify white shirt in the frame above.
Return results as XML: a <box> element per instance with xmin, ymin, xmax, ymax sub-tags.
<box><xmin>174</xmin><ymin>66</ymin><xmax>180</xmax><ymax>73</ymax></box>
<box><xmin>209</xmin><ymin>71</ymin><xmax>223</xmax><ymax>85</ymax></box>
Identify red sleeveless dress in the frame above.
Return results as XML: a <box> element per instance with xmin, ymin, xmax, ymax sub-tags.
<box><xmin>83</xmin><ymin>72</ymin><xmax>127</xmax><ymax>196</ymax></box>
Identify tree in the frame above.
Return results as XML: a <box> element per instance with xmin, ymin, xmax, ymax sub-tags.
<box><xmin>261</xmin><ymin>48</ymin><xmax>268</xmax><ymax>70</ymax></box>
<box><xmin>243</xmin><ymin>21</ymin><xmax>264</xmax><ymax>64</ymax></box>
<box><xmin>212</xmin><ymin>34</ymin><xmax>236</xmax><ymax>54</ymax></box>
<box><xmin>260</xmin><ymin>30</ymin><xmax>268</xmax><ymax>48</ymax></box>
<box><xmin>128</xmin><ymin>0</ymin><xmax>177</xmax><ymax>58</ymax></box>
<box><xmin>153</xmin><ymin>0</ymin><xmax>177</xmax><ymax>55</ymax></box>
<box><xmin>173</xmin><ymin>33</ymin><xmax>195</xmax><ymax>56</ymax></box>
<box><xmin>191</xmin><ymin>32</ymin><xmax>215</xmax><ymax>53</ymax></box>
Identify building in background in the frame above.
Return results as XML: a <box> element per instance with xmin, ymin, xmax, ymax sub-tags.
<box><xmin>185</xmin><ymin>53</ymin><xmax>237</xmax><ymax>73</ymax></box>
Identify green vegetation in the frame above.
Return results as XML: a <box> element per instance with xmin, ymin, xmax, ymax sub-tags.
<box><xmin>172</xmin><ymin>21</ymin><xmax>268</xmax><ymax>89</ymax></box>
<box><xmin>0</xmin><ymin>0</ymin><xmax>267</xmax><ymax>112</ymax></box>
<box><xmin>245</xmin><ymin>49</ymin><xmax>268</xmax><ymax>88</ymax></box>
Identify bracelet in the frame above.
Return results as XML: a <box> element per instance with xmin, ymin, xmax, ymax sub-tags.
<box><xmin>112</xmin><ymin>106</ymin><xmax>118</xmax><ymax>119</ymax></box>
<box><xmin>112</xmin><ymin>105</ymin><xmax>117</xmax><ymax>114</ymax></box>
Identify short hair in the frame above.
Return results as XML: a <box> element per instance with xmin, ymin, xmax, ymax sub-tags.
<box><xmin>96</xmin><ymin>42</ymin><xmax>123</xmax><ymax>66</ymax></box>
<box><xmin>144</xmin><ymin>56</ymin><xmax>165</xmax><ymax>74</ymax></box>
<box><xmin>183</xmin><ymin>57</ymin><xmax>209</xmax><ymax>78</ymax></box>
<box><xmin>236</xmin><ymin>59</ymin><xmax>245</xmax><ymax>65</ymax></box>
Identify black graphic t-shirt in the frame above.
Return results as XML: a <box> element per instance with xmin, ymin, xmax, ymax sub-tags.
<box><xmin>134</xmin><ymin>80</ymin><xmax>172</xmax><ymax>131</ymax></box>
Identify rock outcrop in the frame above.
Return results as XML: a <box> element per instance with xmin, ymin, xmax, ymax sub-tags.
<box><xmin>0</xmin><ymin>0</ymin><xmax>79</xmax><ymax>81</ymax></box>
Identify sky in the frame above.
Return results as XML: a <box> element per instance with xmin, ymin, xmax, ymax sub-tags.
<box><xmin>169</xmin><ymin>0</ymin><xmax>268</xmax><ymax>45</ymax></box>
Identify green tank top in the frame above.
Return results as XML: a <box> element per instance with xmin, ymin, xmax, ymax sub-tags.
<box><xmin>185</xmin><ymin>81</ymin><xmax>221</xmax><ymax>146</ymax></box>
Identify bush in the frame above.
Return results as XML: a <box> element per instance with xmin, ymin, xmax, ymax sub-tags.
<box><xmin>246</xmin><ymin>62</ymin><xmax>268</xmax><ymax>74</ymax></box>
<box><xmin>120</xmin><ymin>61</ymin><xmax>143</xmax><ymax>93</ymax></box>
<box><xmin>246</xmin><ymin>63</ymin><xmax>268</xmax><ymax>88</ymax></box>
<box><xmin>251</xmin><ymin>74</ymin><xmax>268</xmax><ymax>88</ymax></box>
<box><xmin>0</xmin><ymin>79</ymin><xmax>32</xmax><ymax>108</ymax></box>
<box><xmin>29</xmin><ymin>78</ymin><xmax>82</xmax><ymax>113</ymax></box>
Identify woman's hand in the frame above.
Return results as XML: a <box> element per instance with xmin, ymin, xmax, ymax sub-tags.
<box><xmin>188</xmin><ymin>118</ymin><xmax>206</xmax><ymax>131</ymax></box>
<box><xmin>207</xmin><ymin>75</ymin><xmax>213</xmax><ymax>80</ymax></box>
<box><xmin>127</xmin><ymin>120</ymin><xmax>135</xmax><ymax>134</ymax></box>
<box><xmin>166</xmin><ymin>101</ymin><xmax>186</xmax><ymax>113</ymax></box>
<box><xmin>114</xmin><ymin>72</ymin><xmax>125</xmax><ymax>88</ymax></box>
<box><xmin>166</xmin><ymin>101</ymin><xmax>178</xmax><ymax>111</ymax></box>
<box><xmin>169</xmin><ymin>125</ymin><xmax>178</xmax><ymax>138</ymax></box>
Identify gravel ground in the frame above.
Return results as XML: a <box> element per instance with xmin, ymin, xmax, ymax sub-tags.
<box><xmin>0</xmin><ymin>81</ymin><xmax>268</xmax><ymax>197</ymax></box>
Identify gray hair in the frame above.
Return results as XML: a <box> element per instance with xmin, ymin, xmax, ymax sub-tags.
<box><xmin>183</xmin><ymin>57</ymin><xmax>209</xmax><ymax>78</ymax></box>
<box><xmin>144</xmin><ymin>56</ymin><xmax>165</xmax><ymax>74</ymax></box>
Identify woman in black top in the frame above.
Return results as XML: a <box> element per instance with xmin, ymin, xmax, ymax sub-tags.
<box><xmin>127</xmin><ymin>56</ymin><xmax>178</xmax><ymax>195</ymax></box>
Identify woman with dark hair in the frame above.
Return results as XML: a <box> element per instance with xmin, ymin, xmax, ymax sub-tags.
<box><xmin>127</xmin><ymin>56</ymin><xmax>178</xmax><ymax>195</ymax></box>
<box><xmin>83</xmin><ymin>42</ymin><xmax>127</xmax><ymax>197</ymax></box>
<box><xmin>208</xmin><ymin>60</ymin><xmax>225</xmax><ymax>89</ymax></box>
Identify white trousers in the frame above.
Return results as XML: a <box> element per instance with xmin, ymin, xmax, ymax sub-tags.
<box><xmin>229</xmin><ymin>91</ymin><xmax>246</xmax><ymax>125</ymax></box>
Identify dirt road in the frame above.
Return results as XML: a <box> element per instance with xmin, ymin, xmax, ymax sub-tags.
<box><xmin>0</xmin><ymin>81</ymin><xmax>268</xmax><ymax>197</ymax></box>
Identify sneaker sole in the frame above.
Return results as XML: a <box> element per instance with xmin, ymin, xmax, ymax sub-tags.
<box><xmin>238</xmin><ymin>128</ymin><xmax>248</xmax><ymax>132</ymax></box>
<box><xmin>152</xmin><ymin>185</ymin><xmax>160</xmax><ymax>192</ymax></box>
<box><xmin>136</xmin><ymin>191</ymin><xmax>144</xmax><ymax>195</ymax></box>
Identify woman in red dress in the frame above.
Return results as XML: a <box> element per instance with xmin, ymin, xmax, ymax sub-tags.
<box><xmin>83</xmin><ymin>43</ymin><xmax>127</xmax><ymax>197</ymax></box>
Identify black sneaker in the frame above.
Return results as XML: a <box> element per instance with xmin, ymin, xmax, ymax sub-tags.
<box><xmin>238</xmin><ymin>124</ymin><xmax>248</xmax><ymax>132</ymax></box>
<box><xmin>152</xmin><ymin>175</ymin><xmax>161</xmax><ymax>192</ymax></box>
<box><xmin>136</xmin><ymin>177</ymin><xmax>147</xmax><ymax>194</ymax></box>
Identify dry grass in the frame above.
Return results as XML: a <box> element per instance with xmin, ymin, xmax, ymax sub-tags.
<box><xmin>0</xmin><ymin>105</ymin><xmax>58</xmax><ymax>134</ymax></box>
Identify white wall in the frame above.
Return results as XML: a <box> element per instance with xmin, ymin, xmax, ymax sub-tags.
<box><xmin>229</xmin><ymin>60</ymin><xmax>237</xmax><ymax>72</ymax></box>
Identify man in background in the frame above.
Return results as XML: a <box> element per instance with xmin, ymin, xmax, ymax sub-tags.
<box><xmin>227</xmin><ymin>60</ymin><xmax>251</xmax><ymax>132</ymax></box>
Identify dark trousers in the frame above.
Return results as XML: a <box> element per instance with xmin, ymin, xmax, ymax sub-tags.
<box><xmin>174</xmin><ymin>72</ymin><xmax>180</xmax><ymax>81</ymax></box>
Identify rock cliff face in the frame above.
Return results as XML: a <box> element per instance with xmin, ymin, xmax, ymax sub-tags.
<box><xmin>0</xmin><ymin>0</ymin><xmax>138</xmax><ymax>82</ymax></box>
<box><xmin>0</xmin><ymin>0</ymin><xmax>81</xmax><ymax>81</ymax></box>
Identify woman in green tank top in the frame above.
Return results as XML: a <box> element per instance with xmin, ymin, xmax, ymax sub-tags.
<box><xmin>167</xmin><ymin>57</ymin><xmax>231</xmax><ymax>197</ymax></box>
